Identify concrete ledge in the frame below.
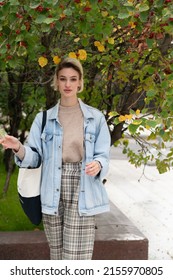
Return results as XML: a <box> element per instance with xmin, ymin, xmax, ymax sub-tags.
<box><xmin>0</xmin><ymin>230</ymin><xmax>49</xmax><ymax>260</ymax></box>
<box><xmin>0</xmin><ymin>203</ymin><xmax>148</xmax><ymax>260</ymax></box>
<box><xmin>93</xmin><ymin>202</ymin><xmax>148</xmax><ymax>259</ymax></box>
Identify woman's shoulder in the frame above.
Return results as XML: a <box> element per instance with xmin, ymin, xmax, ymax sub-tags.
<box><xmin>36</xmin><ymin>104</ymin><xmax>58</xmax><ymax>120</ymax></box>
<box><xmin>79</xmin><ymin>99</ymin><xmax>104</xmax><ymax>117</ymax></box>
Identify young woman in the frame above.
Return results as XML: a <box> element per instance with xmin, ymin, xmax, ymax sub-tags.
<box><xmin>0</xmin><ymin>58</ymin><xmax>111</xmax><ymax>260</ymax></box>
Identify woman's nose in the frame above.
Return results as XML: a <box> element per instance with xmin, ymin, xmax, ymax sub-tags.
<box><xmin>65</xmin><ymin>79</ymin><xmax>70</xmax><ymax>87</ymax></box>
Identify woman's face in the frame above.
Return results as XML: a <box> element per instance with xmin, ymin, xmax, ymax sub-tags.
<box><xmin>57</xmin><ymin>67</ymin><xmax>81</xmax><ymax>100</ymax></box>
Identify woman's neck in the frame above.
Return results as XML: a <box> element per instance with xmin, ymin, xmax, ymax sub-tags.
<box><xmin>60</xmin><ymin>97</ymin><xmax>78</xmax><ymax>107</ymax></box>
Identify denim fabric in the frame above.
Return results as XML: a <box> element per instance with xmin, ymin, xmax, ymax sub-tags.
<box><xmin>15</xmin><ymin>99</ymin><xmax>111</xmax><ymax>216</ymax></box>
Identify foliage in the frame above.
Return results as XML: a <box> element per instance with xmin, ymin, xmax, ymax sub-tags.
<box><xmin>0</xmin><ymin>0</ymin><xmax>173</xmax><ymax>174</ymax></box>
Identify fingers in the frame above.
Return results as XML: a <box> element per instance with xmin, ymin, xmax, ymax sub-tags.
<box><xmin>0</xmin><ymin>139</ymin><xmax>7</xmax><ymax>149</ymax></box>
<box><xmin>0</xmin><ymin>136</ymin><xmax>9</xmax><ymax>149</ymax></box>
<box><xmin>0</xmin><ymin>135</ymin><xmax>19</xmax><ymax>150</ymax></box>
<box><xmin>85</xmin><ymin>161</ymin><xmax>101</xmax><ymax>176</ymax></box>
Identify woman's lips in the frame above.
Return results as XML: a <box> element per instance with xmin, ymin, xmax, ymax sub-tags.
<box><xmin>64</xmin><ymin>89</ymin><xmax>72</xmax><ymax>93</ymax></box>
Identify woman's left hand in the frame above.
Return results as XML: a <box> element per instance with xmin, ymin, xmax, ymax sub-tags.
<box><xmin>85</xmin><ymin>161</ymin><xmax>101</xmax><ymax>176</ymax></box>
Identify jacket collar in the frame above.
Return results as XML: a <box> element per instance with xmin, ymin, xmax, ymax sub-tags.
<box><xmin>78</xmin><ymin>98</ymin><xmax>94</xmax><ymax>120</ymax></box>
<box><xmin>48</xmin><ymin>98</ymin><xmax>94</xmax><ymax>121</ymax></box>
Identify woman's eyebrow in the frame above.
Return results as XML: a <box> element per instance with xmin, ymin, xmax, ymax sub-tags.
<box><xmin>59</xmin><ymin>75</ymin><xmax>78</xmax><ymax>78</ymax></box>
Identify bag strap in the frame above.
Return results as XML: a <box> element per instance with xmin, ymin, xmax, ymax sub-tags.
<box><xmin>41</xmin><ymin>110</ymin><xmax>47</xmax><ymax>133</ymax></box>
<box><xmin>26</xmin><ymin>111</ymin><xmax>47</xmax><ymax>168</ymax></box>
<box><xmin>35</xmin><ymin>110</ymin><xmax>47</xmax><ymax>167</ymax></box>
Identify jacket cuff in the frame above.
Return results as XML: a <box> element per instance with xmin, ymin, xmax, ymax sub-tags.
<box><xmin>13</xmin><ymin>142</ymin><xmax>25</xmax><ymax>161</ymax></box>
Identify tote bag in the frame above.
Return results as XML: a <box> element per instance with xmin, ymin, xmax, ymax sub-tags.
<box><xmin>17</xmin><ymin>110</ymin><xmax>47</xmax><ymax>225</ymax></box>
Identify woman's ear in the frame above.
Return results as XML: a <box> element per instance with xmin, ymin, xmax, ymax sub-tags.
<box><xmin>78</xmin><ymin>81</ymin><xmax>82</xmax><ymax>92</ymax></box>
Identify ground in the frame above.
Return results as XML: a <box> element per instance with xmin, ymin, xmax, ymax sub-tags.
<box><xmin>107</xmin><ymin>144</ymin><xmax>173</xmax><ymax>260</ymax></box>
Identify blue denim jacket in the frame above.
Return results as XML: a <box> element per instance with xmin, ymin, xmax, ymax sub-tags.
<box><xmin>15</xmin><ymin>99</ymin><xmax>111</xmax><ymax>216</ymax></box>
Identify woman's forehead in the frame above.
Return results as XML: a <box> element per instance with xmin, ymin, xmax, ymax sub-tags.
<box><xmin>58</xmin><ymin>67</ymin><xmax>80</xmax><ymax>77</ymax></box>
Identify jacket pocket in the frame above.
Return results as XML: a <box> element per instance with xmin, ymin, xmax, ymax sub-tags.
<box><xmin>41</xmin><ymin>132</ymin><xmax>54</xmax><ymax>159</ymax></box>
<box><xmin>85</xmin><ymin>133</ymin><xmax>95</xmax><ymax>159</ymax></box>
<box><xmin>84</xmin><ymin>176</ymin><xmax>108</xmax><ymax>210</ymax></box>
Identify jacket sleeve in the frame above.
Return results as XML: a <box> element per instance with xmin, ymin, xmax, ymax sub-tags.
<box><xmin>93</xmin><ymin>114</ymin><xmax>111</xmax><ymax>179</ymax></box>
<box><xmin>14</xmin><ymin>112</ymin><xmax>43</xmax><ymax>168</ymax></box>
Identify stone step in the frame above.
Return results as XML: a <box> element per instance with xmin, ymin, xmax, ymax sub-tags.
<box><xmin>0</xmin><ymin>202</ymin><xmax>148</xmax><ymax>260</ymax></box>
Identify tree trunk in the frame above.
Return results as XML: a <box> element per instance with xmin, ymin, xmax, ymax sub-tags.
<box><xmin>3</xmin><ymin>151</ymin><xmax>15</xmax><ymax>194</ymax></box>
<box><xmin>3</xmin><ymin>69</ymin><xmax>24</xmax><ymax>193</ymax></box>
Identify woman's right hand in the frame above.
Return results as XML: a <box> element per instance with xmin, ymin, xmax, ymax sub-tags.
<box><xmin>0</xmin><ymin>135</ymin><xmax>20</xmax><ymax>152</ymax></box>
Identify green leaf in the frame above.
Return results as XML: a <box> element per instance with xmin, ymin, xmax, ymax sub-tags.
<box><xmin>146</xmin><ymin>89</ymin><xmax>156</xmax><ymax>97</ymax></box>
<box><xmin>156</xmin><ymin>159</ymin><xmax>169</xmax><ymax>174</ymax></box>
<box><xmin>9</xmin><ymin>0</ymin><xmax>19</xmax><ymax>5</ymax></box>
<box><xmin>147</xmin><ymin>132</ymin><xmax>157</xmax><ymax>141</ymax></box>
<box><xmin>128</xmin><ymin>124</ymin><xmax>138</xmax><ymax>134</ymax></box>
<box><xmin>118</xmin><ymin>11</ymin><xmax>130</xmax><ymax>19</ymax></box>
<box><xmin>162</xmin><ymin>8</ymin><xmax>172</xmax><ymax>18</ymax></box>
<box><xmin>64</xmin><ymin>8</ymin><xmax>73</xmax><ymax>16</ymax></box>
<box><xmin>146</xmin><ymin>38</ymin><xmax>154</xmax><ymax>49</ymax></box>
<box><xmin>166</xmin><ymin>88</ymin><xmax>173</xmax><ymax>96</ymax></box>
<box><xmin>154</xmin><ymin>0</ymin><xmax>165</xmax><ymax>8</ymax></box>
<box><xmin>6</xmin><ymin>59</ymin><xmax>16</xmax><ymax>68</ymax></box>
<box><xmin>44</xmin><ymin>18</ymin><xmax>57</xmax><ymax>24</ymax></box>
<box><xmin>146</xmin><ymin>120</ymin><xmax>158</xmax><ymax>128</ymax></box>
<box><xmin>55</xmin><ymin>21</ymin><xmax>62</xmax><ymax>31</ymax></box>
<box><xmin>30</xmin><ymin>4</ymin><xmax>41</xmax><ymax>9</ymax></box>
<box><xmin>35</xmin><ymin>15</ymin><xmax>47</xmax><ymax>24</ymax></box>
<box><xmin>132</xmin><ymin>119</ymin><xmax>142</xmax><ymax>125</ymax></box>
<box><xmin>143</xmin><ymin>65</ymin><xmax>155</xmax><ymax>74</ymax></box>
<box><xmin>81</xmin><ymin>37</ymin><xmax>89</xmax><ymax>47</ymax></box>
<box><xmin>138</xmin><ymin>4</ymin><xmax>149</xmax><ymax>12</ymax></box>
<box><xmin>139</xmin><ymin>11</ymin><xmax>149</xmax><ymax>22</ymax></box>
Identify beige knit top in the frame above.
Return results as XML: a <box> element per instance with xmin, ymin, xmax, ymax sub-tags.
<box><xmin>58</xmin><ymin>102</ymin><xmax>84</xmax><ymax>163</ymax></box>
<box><xmin>15</xmin><ymin>102</ymin><xmax>84</xmax><ymax>163</ymax></box>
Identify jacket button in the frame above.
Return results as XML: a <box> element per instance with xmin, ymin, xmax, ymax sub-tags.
<box><xmin>56</xmin><ymin>189</ymin><xmax>59</xmax><ymax>192</ymax></box>
<box><xmin>54</xmin><ymin>212</ymin><xmax>57</xmax><ymax>214</ymax></box>
<box><xmin>58</xmin><ymin>167</ymin><xmax>61</xmax><ymax>170</ymax></box>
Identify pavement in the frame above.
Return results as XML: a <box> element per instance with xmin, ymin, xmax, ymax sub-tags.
<box><xmin>106</xmin><ymin>141</ymin><xmax>173</xmax><ymax>260</ymax></box>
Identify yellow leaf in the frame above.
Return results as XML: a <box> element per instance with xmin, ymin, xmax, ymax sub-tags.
<box><xmin>53</xmin><ymin>56</ymin><xmax>61</xmax><ymax>65</ymax></box>
<box><xmin>94</xmin><ymin>41</ymin><xmax>101</xmax><ymax>47</ymax></box>
<box><xmin>74</xmin><ymin>37</ymin><xmax>80</xmax><ymax>43</ymax></box>
<box><xmin>108</xmin><ymin>37</ymin><xmax>115</xmax><ymax>45</ymax></box>
<box><xmin>135</xmin><ymin>109</ymin><xmax>140</xmax><ymax>115</ymax></box>
<box><xmin>68</xmin><ymin>52</ymin><xmax>77</xmax><ymax>59</ymax></box>
<box><xmin>60</xmin><ymin>13</ymin><xmax>66</xmax><ymax>20</ymax></box>
<box><xmin>125</xmin><ymin>114</ymin><xmax>133</xmax><ymax>120</ymax></box>
<box><xmin>145</xmin><ymin>125</ymin><xmax>150</xmax><ymax>130</ymax></box>
<box><xmin>98</xmin><ymin>44</ymin><xmax>105</xmax><ymax>52</ymax></box>
<box><xmin>129</xmin><ymin>21</ymin><xmax>136</xmax><ymax>29</ymax></box>
<box><xmin>109</xmin><ymin>111</ymin><xmax>116</xmax><ymax>117</ymax></box>
<box><xmin>119</xmin><ymin>115</ymin><xmax>126</xmax><ymax>122</ymax></box>
<box><xmin>129</xmin><ymin>12</ymin><xmax>134</xmax><ymax>16</ymax></box>
<box><xmin>78</xmin><ymin>49</ymin><xmax>87</xmax><ymax>60</ymax></box>
<box><xmin>38</xmin><ymin>56</ymin><xmax>48</xmax><ymax>68</ymax></box>
<box><xmin>101</xmin><ymin>11</ymin><xmax>108</xmax><ymax>17</ymax></box>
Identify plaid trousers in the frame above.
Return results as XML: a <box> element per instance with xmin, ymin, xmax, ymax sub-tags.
<box><xmin>42</xmin><ymin>162</ymin><xmax>95</xmax><ymax>260</ymax></box>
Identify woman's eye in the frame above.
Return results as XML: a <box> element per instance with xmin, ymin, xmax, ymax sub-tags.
<box><xmin>71</xmin><ymin>78</ymin><xmax>77</xmax><ymax>82</ymax></box>
<box><xmin>59</xmin><ymin>78</ymin><xmax>66</xmax><ymax>81</ymax></box>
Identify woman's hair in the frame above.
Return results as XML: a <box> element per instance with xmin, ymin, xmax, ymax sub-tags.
<box><xmin>52</xmin><ymin>57</ymin><xmax>84</xmax><ymax>92</ymax></box>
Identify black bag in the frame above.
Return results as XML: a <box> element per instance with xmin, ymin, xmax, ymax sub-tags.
<box><xmin>17</xmin><ymin>110</ymin><xmax>47</xmax><ymax>225</ymax></box>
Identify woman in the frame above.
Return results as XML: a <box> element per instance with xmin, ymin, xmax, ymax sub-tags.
<box><xmin>0</xmin><ymin>57</ymin><xmax>111</xmax><ymax>260</ymax></box>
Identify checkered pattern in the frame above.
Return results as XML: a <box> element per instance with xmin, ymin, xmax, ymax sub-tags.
<box><xmin>43</xmin><ymin>162</ymin><xmax>95</xmax><ymax>260</ymax></box>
